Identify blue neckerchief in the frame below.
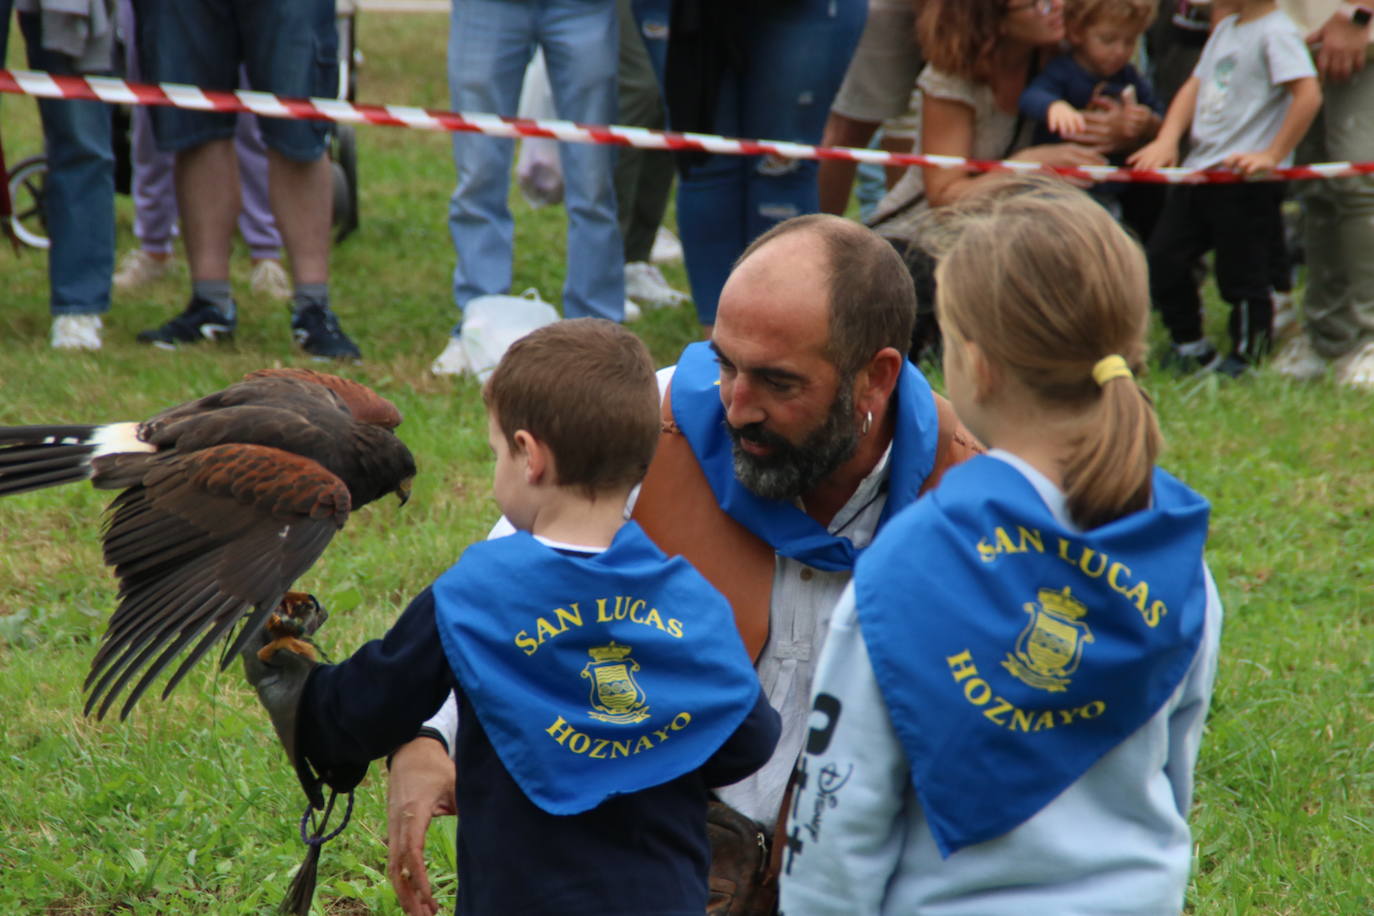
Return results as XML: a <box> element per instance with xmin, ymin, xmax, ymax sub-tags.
<box><xmin>670</xmin><ymin>341</ymin><xmax>939</xmax><ymax>571</ymax></box>
<box><xmin>433</xmin><ymin>522</ymin><xmax>761</xmax><ymax>815</ymax></box>
<box><xmin>855</xmin><ymin>456</ymin><xmax>1211</xmax><ymax>856</ymax></box>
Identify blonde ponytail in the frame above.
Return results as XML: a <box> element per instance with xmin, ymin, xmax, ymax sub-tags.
<box><xmin>927</xmin><ymin>175</ymin><xmax>1163</xmax><ymax>529</ymax></box>
<box><xmin>1063</xmin><ymin>367</ymin><xmax>1161</xmax><ymax>529</ymax></box>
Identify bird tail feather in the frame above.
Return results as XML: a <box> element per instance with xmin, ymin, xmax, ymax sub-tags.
<box><xmin>0</xmin><ymin>425</ymin><xmax>101</xmax><ymax>496</ymax></box>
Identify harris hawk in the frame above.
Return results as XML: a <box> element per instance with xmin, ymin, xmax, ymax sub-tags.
<box><xmin>0</xmin><ymin>368</ymin><xmax>415</xmax><ymax>720</ymax></box>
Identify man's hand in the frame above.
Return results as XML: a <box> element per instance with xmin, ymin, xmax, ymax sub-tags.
<box><xmin>1067</xmin><ymin>96</ymin><xmax>1159</xmax><ymax>152</ymax></box>
<box><xmin>387</xmin><ymin>737</ymin><xmax>457</xmax><ymax>916</ymax></box>
<box><xmin>1223</xmin><ymin>150</ymin><xmax>1280</xmax><ymax>177</ymax></box>
<box><xmin>1127</xmin><ymin>138</ymin><xmax>1179</xmax><ymax>172</ymax></box>
<box><xmin>1308</xmin><ymin>13</ymin><xmax>1371</xmax><ymax>82</ymax></box>
<box><xmin>1047</xmin><ymin>100</ymin><xmax>1087</xmax><ymax>138</ymax></box>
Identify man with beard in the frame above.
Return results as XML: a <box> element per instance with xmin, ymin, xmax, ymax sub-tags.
<box><xmin>382</xmin><ymin>214</ymin><xmax>980</xmax><ymax>916</ymax></box>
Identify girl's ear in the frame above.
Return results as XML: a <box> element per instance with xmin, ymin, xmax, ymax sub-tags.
<box><xmin>964</xmin><ymin>339</ymin><xmax>1004</xmax><ymax>405</ymax></box>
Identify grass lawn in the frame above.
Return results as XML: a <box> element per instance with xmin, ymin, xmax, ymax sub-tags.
<box><xmin>1</xmin><ymin>12</ymin><xmax>1371</xmax><ymax>914</ymax></box>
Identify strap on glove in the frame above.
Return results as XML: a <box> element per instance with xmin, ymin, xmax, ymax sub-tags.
<box><xmin>241</xmin><ymin>593</ymin><xmax>330</xmax><ymax>809</ymax></box>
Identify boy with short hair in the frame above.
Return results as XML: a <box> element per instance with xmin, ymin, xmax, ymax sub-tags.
<box><xmin>1021</xmin><ymin>0</ymin><xmax>1162</xmax><ymax>144</ymax></box>
<box><xmin>1129</xmin><ymin>0</ymin><xmax>1321</xmax><ymax>376</ymax></box>
<box><xmin>1020</xmin><ymin>0</ymin><xmax>1163</xmax><ymax>229</ymax></box>
<box><xmin>245</xmin><ymin>318</ymin><xmax>779</xmax><ymax>915</ymax></box>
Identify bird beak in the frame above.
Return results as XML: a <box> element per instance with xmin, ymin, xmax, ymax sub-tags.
<box><xmin>396</xmin><ymin>478</ymin><xmax>413</xmax><ymax>506</ymax></box>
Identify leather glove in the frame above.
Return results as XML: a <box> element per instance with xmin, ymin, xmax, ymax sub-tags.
<box><xmin>242</xmin><ymin>592</ymin><xmax>329</xmax><ymax>809</ymax></box>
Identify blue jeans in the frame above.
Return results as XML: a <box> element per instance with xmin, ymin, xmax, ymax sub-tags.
<box><xmin>447</xmin><ymin>0</ymin><xmax>623</xmax><ymax>325</ymax></box>
<box><xmin>18</xmin><ymin>12</ymin><xmax>116</xmax><ymax>316</ymax></box>
<box><xmin>675</xmin><ymin>0</ymin><xmax>865</xmax><ymax>324</ymax></box>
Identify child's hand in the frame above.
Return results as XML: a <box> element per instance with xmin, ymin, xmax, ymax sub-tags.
<box><xmin>1223</xmin><ymin>150</ymin><xmax>1280</xmax><ymax>177</ymax></box>
<box><xmin>1127</xmin><ymin>139</ymin><xmax>1177</xmax><ymax>172</ymax></box>
<box><xmin>1047</xmin><ymin>101</ymin><xmax>1087</xmax><ymax>138</ymax></box>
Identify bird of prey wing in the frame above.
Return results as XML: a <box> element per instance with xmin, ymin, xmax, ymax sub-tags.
<box><xmin>0</xmin><ymin>369</ymin><xmax>416</xmax><ymax>720</ymax></box>
<box><xmin>84</xmin><ymin>444</ymin><xmax>350</xmax><ymax>720</ymax></box>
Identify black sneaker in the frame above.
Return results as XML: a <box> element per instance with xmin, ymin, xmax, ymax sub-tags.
<box><xmin>1161</xmin><ymin>343</ymin><xmax>1220</xmax><ymax>375</ymax></box>
<box><xmin>1215</xmin><ymin>354</ymin><xmax>1252</xmax><ymax>378</ymax></box>
<box><xmin>291</xmin><ymin>305</ymin><xmax>361</xmax><ymax>361</ymax></box>
<box><xmin>136</xmin><ymin>297</ymin><xmax>236</xmax><ymax>349</ymax></box>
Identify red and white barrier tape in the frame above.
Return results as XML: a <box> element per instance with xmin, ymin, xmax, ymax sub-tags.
<box><xmin>4</xmin><ymin>68</ymin><xmax>1373</xmax><ymax>185</ymax></box>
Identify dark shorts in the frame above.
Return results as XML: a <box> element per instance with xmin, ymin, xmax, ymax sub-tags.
<box><xmin>133</xmin><ymin>0</ymin><xmax>338</xmax><ymax>161</ymax></box>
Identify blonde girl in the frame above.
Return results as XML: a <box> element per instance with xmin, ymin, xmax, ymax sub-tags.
<box><xmin>780</xmin><ymin>177</ymin><xmax>1222</xmax><ymax>915</ymax></box>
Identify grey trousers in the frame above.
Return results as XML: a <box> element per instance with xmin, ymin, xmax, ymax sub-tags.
<box><xmin>1296</xmin><ymin>57</ymin><xmax>1374</xmax><ymax>359</ymax></box>
<box><xmin>613</xmin><ymin>0</ymin><xmax>674</xmax><ymax>264</ymax></box>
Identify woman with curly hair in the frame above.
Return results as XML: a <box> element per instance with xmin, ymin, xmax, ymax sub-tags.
<box><xmin>871</xmin><ymin>0</ymin><xmax>1157</xmax><ymax>357</ymax></box>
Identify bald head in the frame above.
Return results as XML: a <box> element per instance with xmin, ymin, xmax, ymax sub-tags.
<box><xmin>735</xmin><ymin>215</ymin><xmax>917</xmax><ymax>377</ymax></box>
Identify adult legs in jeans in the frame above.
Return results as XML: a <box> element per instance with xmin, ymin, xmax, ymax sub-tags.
<box><xmin>448</xmin><ymin>0</ymin><xmax>623</xmax><ymax>326</ymax></box>
<box><xmin>447</xmin><ymin>0</ymin><xmax>532</xmax><ymax>331</ymax></box>
<box><xmin>18</xmin><ymin>14</ymin><xmax>115</xmax><ymax>319</ymax></box>
<box><xmin>676</xmin><ymin>0</ymin><xmax>864</xmax><ymax>325</ymax></box>
<box><xmin>541</xmin><ymin>0</ymin><xmax>623</xmax><ymax>320</ymax></box>
<box><xmin>1296</xmin><ymin>68</ymin><xmax>1374</xmax><ymax>360</ymax></box>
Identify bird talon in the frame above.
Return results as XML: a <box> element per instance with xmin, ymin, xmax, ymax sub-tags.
<box><xmin>257</xmin><ymin>635</ymin><xmax>319</xmax><ymax>663</ymax></box>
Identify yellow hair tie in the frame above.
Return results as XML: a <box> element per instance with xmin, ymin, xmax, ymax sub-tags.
<box><xmin>1092</xmin><ymin>355</ymin><xmax>1133</xmax><ymax>387</ymax></box>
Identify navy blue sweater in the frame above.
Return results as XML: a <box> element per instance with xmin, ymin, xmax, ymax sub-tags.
<box><xmin>298</xmin><ymin>586</ymin><xmax>781</xmax><ymax>915</ymax></box>
<box><xmin>1020</xmin><ymin>54</ymin><xmax>1161</xmax><ymax>148</ymax></box>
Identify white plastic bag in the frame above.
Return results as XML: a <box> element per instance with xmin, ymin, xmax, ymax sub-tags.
<box><xmin>516</xmin><ymin>50</ymin><xmax>564</xmax><ymax>209</ymax></box>
<box><xmin>460</xmin><ymin>289</ymin><xmax>561</xmax><ymax>381</ymax></box>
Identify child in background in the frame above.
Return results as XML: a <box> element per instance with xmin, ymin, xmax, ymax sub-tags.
<box><xmin>1021</xmin><ymin>0</ymin><xmax>1162</xmax><ymax>145</ymax></box>
<box><xmin>780</xmin><ymin>178</ymin><xmax>1222</xmax><ymax>915</ymax></box>
<box><xmin>1128</xmin><ymin>0</ymin><xmax>1320</xmax><ymax>376</ymax></box>
<box><xmin>245</xmin><ymin>319</ymin><xmax>779</xmax><ymax>916</ymax></box>
<box><xmin>1020</xmin><ymin>0</ymin><xmax>1163</xmax><ymax>227</ymax></box>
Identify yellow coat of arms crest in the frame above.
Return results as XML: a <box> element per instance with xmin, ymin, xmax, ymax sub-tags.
<box><xmin>581</xmin><ymin>641</ymin><xmax>651</xmax><ymax>724</ymax></box>
<box><xmin>1002</xmin><ymin>586</ymin><xmax>1095</xmax><ymax>692</ymax></box>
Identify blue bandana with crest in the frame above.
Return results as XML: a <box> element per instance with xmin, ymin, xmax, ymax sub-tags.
<box><xmin>854</xmin><ymin>455</ymin><xmax>1210</xmax><ymax>856</ymax></box>
<box><xmin>670</xmin><ymin>341</ymin><xmax>940</xmax><ymax>571</ymax></box>
<box><xmin>433</xmin><ymin>522</ymin><xmax>761</xmax><ymax>815</ymax></box>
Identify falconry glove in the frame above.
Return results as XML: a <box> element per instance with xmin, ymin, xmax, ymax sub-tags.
<box><xmin>242</xmin><ymin>593</ymin><xmax>330</xmax><ymax>809</ymax></box>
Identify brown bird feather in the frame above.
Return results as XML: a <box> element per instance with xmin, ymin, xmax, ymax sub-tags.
<box><xmin>0</xmin><ymin>368</ymin><xmax>416</xmax><ymax>720</ymax></box>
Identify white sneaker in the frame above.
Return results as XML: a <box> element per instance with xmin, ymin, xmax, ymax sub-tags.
<box><xmin>1334</xmin><ymin>340</ymin><xmax>1374</xmax><ymax>389</ymax></box>
<box><xmin>625</xmin><ymin>261</ymin><xmax>690</xmax><ymax>309</ymax></box>
<box><xmin>430</xmin><ymin>335</ymin><xmax>470</xmax><ymax>376</ymax></box>
<box><xmin>51</xmin><ymin>314</ymin><xmax>103</xmax><ymax>350</ymax></box>
<box><xmin>650</xmin><ymin>226</ymin><xmax>683</xmax><ymax>264</ymax></box>
<box><xmin>623</xmin><ymin>300</ymin><xmax>643</xmax><ymax>323</ymax></box>
<box><xmin>250</xmin><ymin>259</ymin><xmax>292</xmax><ymax>301</ymax></box>
<box><xmin>112</xmin><ymin>249</ymin><xmax>175</xmax><ymax>289</ymax></box>
<box><xmin>1270</xmin><ymin>335</ymin><xmax>1328</xmax><ymax>381</ymax></box>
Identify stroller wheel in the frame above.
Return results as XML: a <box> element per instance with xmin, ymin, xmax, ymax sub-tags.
<box><xmin>8</xmin><ymin>156</ymin><xmax>51</xmax><ymax>251</ymax></box>
<box><xmin>331</xmin><ymin>125</ymin><xmax>359</xmax><ymax>244</ymax></box>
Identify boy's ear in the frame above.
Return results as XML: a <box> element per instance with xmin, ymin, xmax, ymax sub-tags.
<box><xmin>513</xmin><ymin>429</ymin><xmax>552</xmax><ymax>484</ymax></box>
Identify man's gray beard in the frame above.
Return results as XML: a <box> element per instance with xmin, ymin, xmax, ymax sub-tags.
<box><xmin>730</xmin><ymin>383</ymin><xmax>860</xmax><ymax>502</ymax></box>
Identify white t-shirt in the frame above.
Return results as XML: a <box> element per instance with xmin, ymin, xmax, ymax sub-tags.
<box><xmin>1185</xmin><ymin>10</ymin><xmax>1318</xmax><ymax>169</ymax></box>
